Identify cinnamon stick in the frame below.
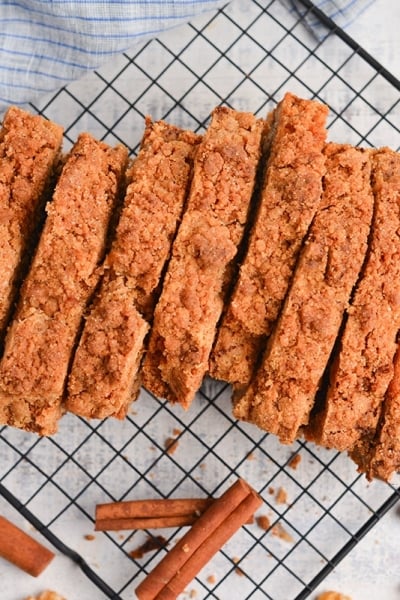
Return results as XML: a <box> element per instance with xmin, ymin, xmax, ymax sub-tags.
<box><xmin>96</xmin><ymin>496</ymin><xmax>254</xmax><ymax>532</ymax></box>
<box><xmin>135</xmin><ymin>479</ymin><xmax>262</xmax><ymax>599</ymax></box>
<box><xmin>0</xmin><ymin>515</ymin><xmax>54</xmax><ymax>577</ymax></box>
<box><xmin>95</xmin><ymin>498</ymin><xmax>214</xmax><ymax>531</ymax></box>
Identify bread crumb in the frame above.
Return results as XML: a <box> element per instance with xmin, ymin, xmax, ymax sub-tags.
<box><xmin>25</xmin><ymin>593</ymin><xmax>65</xmax><ymax>600</ymax></box>
<box><xmin>165</xmin><ymin>436</ymin><xmax>179</xmax><ymax>455</ymax></box>
<box><xmin>246</xmin><ymin>452</ymin><xmax>255</xmax><ymax>460</ymax></box>
<box><xmin>268</xmin><ymin>487</ymin><xmax>275</xmax><ymax>495</ymax></box>
<box><xmin>207</xmin><ymin>574</ymin><xmax>217</xmax><ymax>584</ymax></box>
<box><xmin>129</xmin><ymin>535</ymin><xmax>167</xmax><ymax>559</ymax></box>
<box><xmin>232</xmin><ymin>556</ymin><xmax>245</xmax><ymax>577</ymax></box>
<box><xmin>271</xmin><ymin>523</ymin><xmax>294</xmax><ymax>543</ymax></box>
<box><xmin>256</xmin><ymin>515</ymin><xmax>271</xmax><ymax>531</ymax></box>
<box><xmin>84</xmin><ymin>534</ymin><xmax>95</xmax><ymax>541</ymax></box>
<box><xmin>316</xmin><ymin>593</ymin><xmax>352</xmax><ymax>600</ymax></box>
<box><xmin>172</xmin><ymin>428</ymin><xmax>182</xmax><ymax>436</ymax></box>
<box><xmin>288</xmin><ymin>453</ymin><xmax>302</xmax><ymax>470</ymax></box>
<box><xmin>276</xmin><ymin>487</ymin><xmax>288</xmax><ymax>504</ymax></box>
<box><xmin>189</xmin><ymin>590</ymin><xmax>198</xmax><ymax>598</ymax></box>
<box><xmin>182</xmin><ymin>543</ymin><xmax>190</xmax><ymax>553</ymax></box>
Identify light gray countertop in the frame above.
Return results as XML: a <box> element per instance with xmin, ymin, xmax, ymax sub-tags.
<box><xmin>1</xmin><ymin>2</ymin><xmax>400</xmax><ymax>599</ymax></box>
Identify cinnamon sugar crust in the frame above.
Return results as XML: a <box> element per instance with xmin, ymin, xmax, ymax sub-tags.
<box><xmin>0</xmin><ymin>106</ymin><xmax>63</xmax><ymax>337</ymax></box>
<box><xmin>348</xmin><ymin>151</ymin><xmax>400</xmax><ymax>480</ymax></box>
<box><xmin>362</xmin><ymin>345</ymin><xmax>400</xmax><ymax>481</ymax></box>
<box><xmin>236</xmin><ymin>144</ymin><xmax>374</xmax><ymax>444</ymax></box>
<box><xmin>209</xmin><ymin>92</ymin><xmax>328</xmax><ymax>388</ymax></box>
<box><xmin>0</xmin><ymin>133</ymin><xmax>128</xmax><ymax>435</ymax></box>
<box><xmin>313</xmin><ymin>148</ymin><xmax>400</xmax><ymax>453</ymax></box>
<box><xmin>66</xmin><ymin>119</ymin><xmax>200</xmax><ymax>419</ymax></box>
<box><xmin>66</xmin><ymin>276</ymin><xmax>149</xmax><ymax>420</ymax></box>
<box><xmin>142</xmin><ymin>107</ymin><xmax>265</xmax><ymax>407</ymax></box>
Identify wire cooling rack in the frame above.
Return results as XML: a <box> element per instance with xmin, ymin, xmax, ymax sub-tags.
<box><xmin>1</xmin><ymin>1</ymin><xmax>400</xmax><ymax>599</ymax></box>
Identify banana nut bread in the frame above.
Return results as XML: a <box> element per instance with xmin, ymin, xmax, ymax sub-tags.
<box><xmin>142</xmin><ymin>106</ymin><xmax>265</xmax><ymax>408</ymax></box>
<box><xmin>0</xmin><ymin>133</ymin><xmax>128</xmax><ymax>435</ymax></box>
<box><xmin>0</xmin><ymin>106</ymin><xmax>63</xmax><ymax>338</ymax></box>
<box><xmin>209</xmin><ymin>92</ymin><xmax>328</xmax><ymax>388</ymax></box>
<box><xmin>310</xmin><ymin>148</ymin><xmax>400</xmax><ymax>453</ymax></box>
<box><xmin>66</xmin><ymin>119</ymin><xmax>200</xmax><ymax>420</ymax></box>
<box><xmin>234</xmin><ymin>144</ymin><xmax>374</xmax><ymax>444</ymax></box>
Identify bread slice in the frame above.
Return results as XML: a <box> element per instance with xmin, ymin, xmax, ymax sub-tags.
<box><xmin>0</xmin><ymin>107</ymin><xmax>63</xmax><ymax>338</ymax></box>
<box><xmin>209</xmin><ymin>92</ymin><xmax>328</xmax><ymax>388</ymax></box>
<box><xmin>311</xmin><ymin>148</ymin><xmax>400</xmax><ymax>453</ymax></box>
<box><xmin>347</xmin><ymin>150</ymin><xmax>400</xmax><ymax>480</ymax></box>
<box><xmin>66</xmin><ymin>119</ymin><xmax>201</xmax><ymax>420</ymax></box>
<box><xmin>361</xmin><ymin>345</ymin><xmax>400</xmax><ymax>481</ymax></box>
<box><xmin>0</xmin><ymin>133</ymin><xmax>128</xmax><ymax>435</ymax></box>
<box><xmin>235</xmin><ymin>144</ymin><xmax>374</xmax><ymax>444</ymax></box>
<box><xmin>142</xmin><ymin>107</ymin><xmax>265</xmax><ymax>408</ymax></box>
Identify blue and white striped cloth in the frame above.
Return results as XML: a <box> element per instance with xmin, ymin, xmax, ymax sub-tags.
<box><xmin>0</xmin><ymin>0</ymin><xmax>226</xmax><ymax>111</ymax></box>
<box><xmin>0</xmin><ymin>0</ymin><xmax>374</xmax><ymax>113</ymax></box>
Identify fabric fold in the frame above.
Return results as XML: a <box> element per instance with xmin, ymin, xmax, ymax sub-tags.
<box><xmin>0</xmin><ymin>0</ymin><xmax>374</xmax><ymax>114</ymax></box>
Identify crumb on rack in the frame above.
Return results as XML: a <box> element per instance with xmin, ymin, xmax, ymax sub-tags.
<box><xmin>232</xmin><ymin>555</ymin><xmax>245</xmax><ymax>577</ymax></box>
<box><xmin>165</xmin><ymin>436</ymin><xmax>179</xmax><ymax>455</ymax></box>
<box><xmin>207</xmin><ymin>574</ymin><xmax>217</xmax><ymax>584</ymax></box>
<box><xmin>316</xmin><ymin>592</ymin><xmax>352</xmax><ymax>600</ymax></box>
<box><xmin>288</xmin><ymin>453</ymin><xmax>302</xmax><ymax>470</ymax></box>
<box><xmin>276</xmin><ymin>487</ymin><xmax>288</xmax><ymax>504</ymax></box>
<box><xmin>129</xmin><ymin>535</ymin><xmax>167</xmax><ymax>559</ymax></box>
<box><xmin>84</xmin><ymin>534</ymin><xmax>95</xmax><ymax>541</ymax></box>
<box><xmin>256</xmin><ymin>514</ymin><xmax>271</xmax><ymax>531</ymax></box>
<box><xmin>25</xmin><ymin>592</ymin><xmax>66</xmax><ymax>600</ymax></box>
<box><xmin>271</xmin><ymin>522</ymin><xmax>294</xmax><ymax>543</ymax></box>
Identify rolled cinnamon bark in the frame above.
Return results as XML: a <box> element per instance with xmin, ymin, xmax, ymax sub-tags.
<box><xmin>0</xmin><ymin>515</ymin><xmax>54</xmax><ymax>576</ymax></box>
<box><xmin>95</xmin><ymin>498</ymin><xmax>214</xmax><ymax>531</ymax></box>
<box><xmin>135</xmin><ymin>479</ymin><xmax>261</xmax><ymax>599</ymax></box>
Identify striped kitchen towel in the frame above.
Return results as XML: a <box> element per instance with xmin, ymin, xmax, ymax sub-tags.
<box><xmin>0</xmin><ymin>0</ymin><xmax>374</xmax><ymax>114</ymax></box>
<box><xmin>0</xmin><ymin>0</ymin><xmax>226</xmax><ymax>112</ymax></box>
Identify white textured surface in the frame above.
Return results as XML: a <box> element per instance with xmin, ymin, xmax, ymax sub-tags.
<box><xmin>1</xmin><ymin>2</ymin><xmax>400</xmax><ymax>600</ymax></box>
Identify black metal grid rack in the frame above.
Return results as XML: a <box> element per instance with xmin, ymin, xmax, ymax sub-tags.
<box><xmin>1</xmin><ymin>1</ymin><xmax>400</xmax><ymax>598</ymax></box>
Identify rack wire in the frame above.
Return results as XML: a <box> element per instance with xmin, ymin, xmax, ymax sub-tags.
<box><xmin>1</xmin><ymin>1</ymin><xmax>400</xmax><ymax>598</ymax></box>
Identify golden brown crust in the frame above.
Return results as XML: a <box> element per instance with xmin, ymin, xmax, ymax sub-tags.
<box><xmin>234</xmin><ymin>144</ymin><xmax>374</xmax><ymax>444</ymax></box>
<box><xmin>209</xmin><ymin>93</ymin><xmax>328</xmax><ymax>387</ymax></box>
<box><xmin>350</xmin><ymin>154</ymin><xmax>400</xmax><ymax>481</ymax></box>
<box><xmin>142</xmin><ymin>107</ymin><xmax>264</xmax><ymax>407</ymax></box>
<box><xmin>313</xmin><ymin>148</ymin><xmax>400</xmax><ymax>453</ymax></box>
<box><xmin>66</xmin><ymin>119</ymin><xmax>200</xmax><ymax>419</ymax></box>
<box><xmin>363</xmin><ymin>345</ymin><xmax>400</xmax><ymax>480</ymax></box>
<box><xmin>0</xmin><ymin>133</ymin><xmax>128</xmax><ymax>435</ymax></box>
<box><xmin>105</xmin><ymin>119</ymin><xmax>201</xmax><ymax>321</ymax></box>
<box><xmin>66</xmin><ymin>277</ymin><xmax>149</xmax><ymax>419</ymax></box>
<box><xmin>0</xmin><ymin>106</ymin><xmax>63</xmax><ymax>336</ymax></box>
